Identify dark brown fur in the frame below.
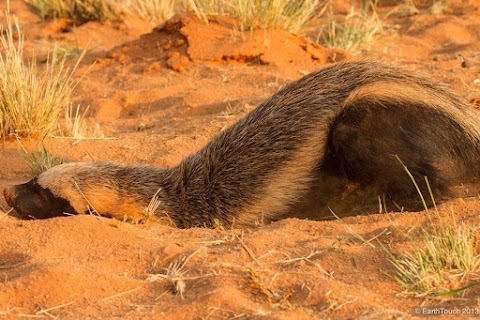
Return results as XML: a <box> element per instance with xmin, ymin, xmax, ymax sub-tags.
<box><xmin>5</xmin><ymin>60</ymin><xmax>480</xmax><ymax>227</ymax></box>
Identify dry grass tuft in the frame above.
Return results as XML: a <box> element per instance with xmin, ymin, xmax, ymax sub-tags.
<box><xmin>129</xmin><ymin>0</ymin><xmax>176</xmax><ymax>24</ymax></box>
<box><xmin>148</xmin><ymin>248</ymin><xmax>209</xmax><ymax>299</ymax></box>
<box><xmin>335</xmin><ymin>160</ymin><xmax>480</xmax><ymax>298</ymax></box>
<box><xmin>24</xmin><ymin>0</ymin><xmax>175</xmax><ymax>24</ymax></box>
<box><xmin>0</xmin><ymin>11</ymin><xmax>84</xmax><ymax>140</ymax></box>
<box><xmin>188</xmin><ymin>0</ymin><xmax>328</xmax><ymax>33</ymax></box>
<box><xmin>24</xmin><ymin>0</ymin><xmax>121</xmax><ymax>23</ymax></box>
<box><xmin>317</xmin><ymin>0</ymin><xmax>383</xmax><ymax>54</ymax></box>
<box><xmin>55</xmin><ymin>105</ymin><xmax>105</xmax><ymax>139</ymax></box>
<box><xmin>386</xmin><ymin>162</ymin><xmax>480</xmax><ymax>298</ymax></box>
<box><xmin>389</xmin><ymin>214</ymin><xmax>480</xmax><ymax>298</ymax></box>
<box><xmin>428</xmin><ymin>0</ymin><xmax>448</xmax><ymax>14</ymax></box>
<box><xmin>390</xmin><ymin>0</ymin><xmax>450</xmax><ymax>16</ymax></box>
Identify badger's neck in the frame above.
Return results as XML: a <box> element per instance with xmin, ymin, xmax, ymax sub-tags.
<box><xmin>109</xmin><ymin>163</ymin><xmax>212</xmax><ymax>228</ymax></box>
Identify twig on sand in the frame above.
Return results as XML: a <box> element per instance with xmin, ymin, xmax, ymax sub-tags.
<box><xmin>236</xmin><ymin>232</ymin><xmax>260</xmax><ymax>265</ymax></box>
<box><xmin>0</xmin><ymin>260</ymin><xmax>29</xmax><ymax>269</ymax></box>
<box><xmin>103</xmin><ymin>286</ymin><xmax>143</xmax><ymax>301</ymax></box>
<box><xmin>35</xmin><ymin>301</ymin><xmax>75</xmax><ymax>317</ymax></box>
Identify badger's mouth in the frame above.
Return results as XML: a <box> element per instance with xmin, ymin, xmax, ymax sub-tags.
<box><xmin>3</xmin><ymin>179</ymin><xmax>78</xmax><ymax>219</ymax></box>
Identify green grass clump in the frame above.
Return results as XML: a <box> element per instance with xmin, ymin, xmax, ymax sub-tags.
<box><xmin>188</xmin><ymin>0</ymin><xmax>328</xmax><ymax>33</ymax></box>
<box><xmin>390</xmin><ymin>216</ymin><xmax>480</xmax><ymax>298</ymax></box>
<box><xmin>0</xmin><ymin>12</ymin><xmax>84</xmax><ymax>140</ymax></box>
<box><xmin>22</xmin><ymin>145</ymin><xmax>67</xmax><ymax>174</ymax></box>
<box><xmin>318</xmin><ymin>1</ymin><xmax>383</xmax><ymax>54</ymax></box>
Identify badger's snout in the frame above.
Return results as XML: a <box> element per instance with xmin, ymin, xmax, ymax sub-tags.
<box><xmin>3</xmin><ymin>179</ymin><xmax>77</xmax><ymax>219</ymax></box>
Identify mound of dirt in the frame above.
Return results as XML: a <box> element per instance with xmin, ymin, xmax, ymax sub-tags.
<box><xmin>103</xmin><ymin>14</ymin><xmax>351</xmax><ymax>74</ymax></box>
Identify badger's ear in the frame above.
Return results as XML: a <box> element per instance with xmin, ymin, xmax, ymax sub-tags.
<box><xmin>3</xmin><ymin>178</ymin><xmax>78</xmax><ymax>219</ymax></box>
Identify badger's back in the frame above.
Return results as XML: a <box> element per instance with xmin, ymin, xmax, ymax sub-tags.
<box><xmin>158</xmin><ymin>60</ymin><xmax>480</xmax><ymax>226</ymax></box>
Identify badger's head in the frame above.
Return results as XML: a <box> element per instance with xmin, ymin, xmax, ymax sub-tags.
<box><xmin>3</xmin><ymin>162</ymin><xmax>92</xmax><ymax>219</ymax></box>
<box><xmin>3</xmin><ymin>162</ymin><xmax>153</xmax><ymax>220</ymax></box>
<box><xmin>4</xmin><ymin>177</ymin><xmax>78</xmax><ymax>219</ymax></box>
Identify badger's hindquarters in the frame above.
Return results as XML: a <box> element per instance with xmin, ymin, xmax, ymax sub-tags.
<box><xmin>322</xmin><ymin>81</ymin><xmax>480</xmax><ymax>214</ymax></box>
<box><xmin>4</xmin><ymin>60</ymin><xmax>480</xmax><ymax>227</ymax></box>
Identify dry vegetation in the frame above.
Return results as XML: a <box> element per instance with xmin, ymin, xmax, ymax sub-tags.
<box><xmin>24</xmin><ymin>0</ymin><xmax>176</xmax><ymax>24</ymax></box>
<box><xmin>188</xmin><ymin>0</ymin><xmax>328</xmax><ymax>32</ymax></box>
<box><xmin>390</xmin><ymin>214</ymin><xmax>480</xmax><ymax>298</ymax></box>
<box><xmin>24</xmin><ymin>0</ymin><xmax>120</xmax><ymax>22</ymax></box>
<box><xmin>318</xmin><ymin>1</ymin><xmax>383</xmax><ymax>53</ymax></box>
<box><xmin>0</xmin><ymin>11</ymin><xmax>84</xmax><ymax>140</ymax></box>
<box><xmin>24</xmin><ymin>0</ymin><xmax>326</xmax><ymax>31</ymax></box>
<box><xmin>25</xmin><ymin>0</ymin><xmax>176</xmax><ymax>24</ymax></box>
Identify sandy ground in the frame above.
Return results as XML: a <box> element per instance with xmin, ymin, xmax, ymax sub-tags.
<box><xmin>1</xmin><ymin>0</ymin><xmax>480</xmax><ymax>319</ymax></box>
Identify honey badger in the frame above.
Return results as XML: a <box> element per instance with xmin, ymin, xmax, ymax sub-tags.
<box><xmin>4</xmin><ymin>60</ymin><xmax>480</xmax><ymax>228</ymax></box>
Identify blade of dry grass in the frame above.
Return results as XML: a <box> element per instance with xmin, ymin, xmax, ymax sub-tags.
<box><xmin>35</xmin><ymin>301</ymin><xmax>75</xmax><ymax>315</ymax></box>
<box><xmin>102</xmin><ymin>287</ymin><xmax>142</xmax><ymax>301</ymax></box>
